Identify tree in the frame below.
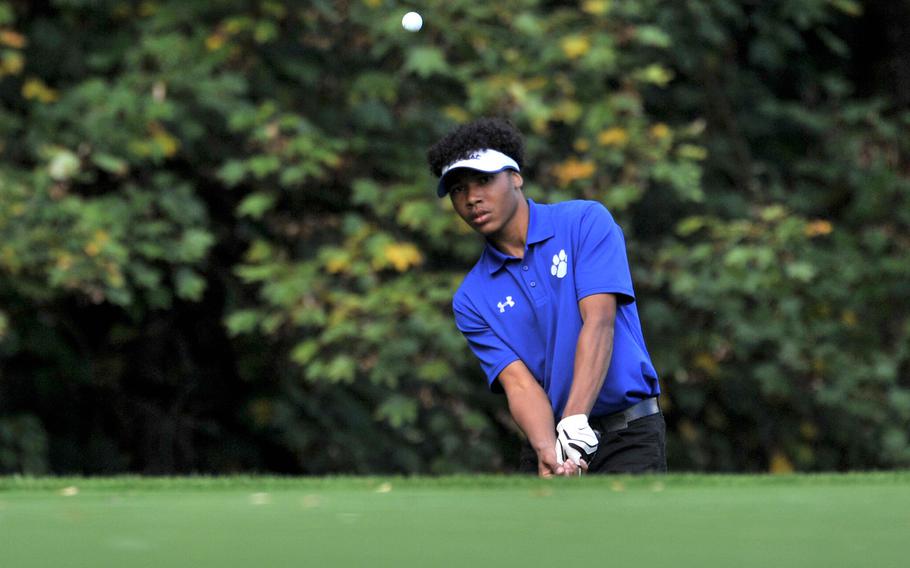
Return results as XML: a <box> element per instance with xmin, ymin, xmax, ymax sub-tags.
<box><xmin>1</xmin><ymin>0</ymin><xmax>907</xmax><ymax>474</ymax></box>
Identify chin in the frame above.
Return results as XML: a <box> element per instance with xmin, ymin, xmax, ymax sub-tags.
<box><xmin>476</xmin><ymin>223</ymin><xmax>502</xmax><ymax>237</ymax></box>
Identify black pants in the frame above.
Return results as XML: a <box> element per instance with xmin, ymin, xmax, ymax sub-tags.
<box><xmin>519</xmin><ymin>412</ymin><xmax>668</xmax><ymax>474</ymax></box>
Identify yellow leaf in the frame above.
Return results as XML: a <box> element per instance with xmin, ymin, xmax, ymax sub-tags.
<box><xmin>573</xmin><ymin>138</ymin><xmax>591</xmax><ymax>152</ymax></box>
<box><xmin>149</xmin><ymin>122</ymin><xmax>180</xmax><ymax>157</ymax></box>
<box><xmin>769</xmin><ymin>451</ymin><xmax>794</xmax><ymax>474</ymax></box>
<box><xmin>678</xmin><ymin>419</ymin><xmax>699</xmax><ymax>443</ymax></box>
<box><xmin>805</xmin><ymin>220</ymin><xmax>833</xmax><ymax>237</ymax></box>
<box><xmin>692</xmin><ymin>352</ymin><xmax>719</xmax><ymax>376</ymax></box>
<box><xmin>841</xmin><ymin>310</ymin><xmax>857</xmax><ymax>327</ymax></box>
<box><xmin>561</xmin><ymin>36</ymin><xmax>591</xmax><ymax>59</ymax></box>
<box><xmin>22</xmin><ymin>78</ymin><xmax>58</xmax><ymax>103</ymax></box>
<box><xmin>363</xmin><ymin>0</ymin><xmax>382</xmax><ymax>7</ymax></box>
<box><xmin>597</xmin><ymin>127</ymin><xmax>628</xmax><ymax>147</ymax></box>
<box><xmin>443</xmin><ymin>106</ymin><xmax>470</xmax><ymax>124</ymax></box>
<box><xmin>139</xmin><ymin>1</ymin><xmax>158</xmax><ymax>17</ymax></box>
<box><xmin>582</xmin><ymin>0</ymin><xmax>611</xmax><ymax>15</ymax></box>
<box><xmin>384</xmin><ymin>243</ymin><xmax>422</xmax><ymax>272</ymax></box>
<box><xmin>526</xmin><ymin>76</ymin><xmax>547</xmax><ymax>90</ymax></box>
<box><xmin>326</xmin><ymin>255</ymin><xmax>350</xmax><ymax>274</ymax></box>
<box><xmin>0</xmin><ymin>30</ymin><xmax>27</xmax><ymax>49</ymax></box>
<box><xmin>554</xmin><ymin>100</ymin><xmax>582</xmax><ymax>123</ymax></box>
<box><xmin>249</xmin><ymin>399</ymin><xmax>273</xmax><ymax>427</ymax></box>
<box><xmin>56</xmin><ymin>253</ymin><xmax>73</xmax><ymax>271</ymax></box>
<box><xmin>800</xmin><ymin>422</ymin><xmax>818</xmax><ymax>441</ymax></box>
<box><xmin>552</xmin><ymin>158</ymin><xmax>596</xmax><ymax>187</ymax></box>
<box><xmin>1</xmin><ymin>246</ymin><xmax>19</xmax><ymax>270</ymax></box>
<box><xmin>0</xmin><ymin>52</ymin><xmax>24</xmax><ymax>77</ymax></box>
<box><xmin>649</xmin><ymin>122</ymin><xmax>671</xmax><ymax>140</ymax></box>
<box><xmin>205</xmin><ymin>33</ymin><xmax>225</xmax><ymax>51</ymax></box>
<box><xmin>677</xmin><ymin>144</ymin><xmax>708</xmax><ymax>161</ymax></box>
<box><xmin>105</xmin><ymin>263</ymin><xmax>124</xmax><ymax>287</ymax></box>
<box><xmin>84</xmin><ymin>242</ymin><xmax>101</xmax><ymax>257</ymax></box>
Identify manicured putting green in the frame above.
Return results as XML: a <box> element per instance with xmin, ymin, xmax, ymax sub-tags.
<box><xmin>1</xmin><ymin>473</ymin><xmax>908</xmax><ymax>567</ymax></box>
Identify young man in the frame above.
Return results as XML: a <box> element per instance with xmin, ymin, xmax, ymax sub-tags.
<box><xmin>427</xmin><ymin>118</ymin><xmax>666</xmax><ymax>477</ymax></box>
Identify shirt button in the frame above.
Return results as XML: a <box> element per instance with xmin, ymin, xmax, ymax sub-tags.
<box><xmin>522</xmin><ymin>265</ymin><xmax>529</xmax><ymax>271</ymax></box>
<box><xmin>530</xmin><ymin>281</ymin><xmax>536</xmax><ymax>287</ymax></box>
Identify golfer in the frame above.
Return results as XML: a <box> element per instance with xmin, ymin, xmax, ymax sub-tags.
<box><xmin>428</xmin><ymin>118</ymin><xmax>666</xmax><ymax>477</ymax></box>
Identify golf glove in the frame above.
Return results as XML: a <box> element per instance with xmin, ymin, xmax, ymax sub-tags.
<box><xmin>555</xmin><ymin>414</ymin><xmax>598</xmax><ymax>466</ymax></box>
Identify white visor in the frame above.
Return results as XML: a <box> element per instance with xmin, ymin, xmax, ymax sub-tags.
<box><xmin>437</xmin><ymin>149</ymin><xmax>520</xmax><ymax>197</ymax></box>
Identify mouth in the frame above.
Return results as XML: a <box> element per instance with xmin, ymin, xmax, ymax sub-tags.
<box><xmin>471</xmin><ymin>210</ymin><xmax>492</xmax><ymax>226</ymax></box>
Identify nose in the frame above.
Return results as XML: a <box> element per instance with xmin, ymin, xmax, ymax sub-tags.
<box><xmin>464</xmin><ymin>181</ymin><xmax>483</xmax><ymax>204</ymax></box>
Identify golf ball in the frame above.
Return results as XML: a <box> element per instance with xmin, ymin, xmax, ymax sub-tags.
<box><xmin>402</xmin><ymin>11</ymin><xmax>423</xmax><ymax>32</ymax></box>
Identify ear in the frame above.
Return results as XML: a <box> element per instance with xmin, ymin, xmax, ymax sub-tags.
<box><xmin>510</xmin><ymin>171</ymin><xmax>524</xmax><ymax>191</ymax></box>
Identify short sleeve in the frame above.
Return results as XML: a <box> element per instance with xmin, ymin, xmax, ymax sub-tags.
<box><xmin>453</xmin><ymin>293</ymin><xmax>519</xmax><ymax>392</ymax></box>
<box><xmin>573</xmin><ymin>203</ymin><xmax>635</xmax><ymax>305</ymax></box>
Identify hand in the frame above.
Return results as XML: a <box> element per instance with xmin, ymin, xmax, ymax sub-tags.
<box><xmin>537</xmin><ymin>447</ymin><xmax>585</xmax><ymax>477</ymax></box>
<box><xmin>555</xmin><ymin>414</ymin><xmax>598</xmax><ymax>467</ymax></box>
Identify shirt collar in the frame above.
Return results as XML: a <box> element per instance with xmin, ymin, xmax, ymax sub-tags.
<box><xmin>481</xmin><ymin>199</ymin><xmax>554</xmax><ymax>274</ymax></box>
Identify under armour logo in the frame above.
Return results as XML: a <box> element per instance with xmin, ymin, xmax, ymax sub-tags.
<box><xmin>497</xmin><ymin>296</ymin><xmax>515</xmax><ymax>313</ymax></box>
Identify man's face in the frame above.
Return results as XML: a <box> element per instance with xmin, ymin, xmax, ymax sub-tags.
<box><xmin>447</xmin><ymin>169</ymin><xmax>524</xmax><ymax>238</ymax></box>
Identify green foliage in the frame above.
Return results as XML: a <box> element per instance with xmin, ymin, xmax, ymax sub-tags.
<box><xmin>0</xmin><ymin>0</ymin><xmax>907</xmax><ymax>473</ymax></box>
<box><xmin>0</xmin><ymin>414</ymin><xmax>47</xmax><ymax>474</ymax></box>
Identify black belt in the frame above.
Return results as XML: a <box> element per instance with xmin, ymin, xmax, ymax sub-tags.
<box><xmin>589</xmin><ymin>397</ymin><xmax>660</xmax><ymax>433</ymax></box>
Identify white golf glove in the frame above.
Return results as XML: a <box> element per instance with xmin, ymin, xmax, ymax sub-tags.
<box><xmin>555</xmin><ymin>414</ymin><xmax>598</xmax><ymax>466</ymax></box>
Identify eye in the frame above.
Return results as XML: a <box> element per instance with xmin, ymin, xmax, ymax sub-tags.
<box><xmin>449</xmin><ymin>184</ymin><xmax>465</xmax><ymax>194</ymax></box>
<box><xmin>477</xmin><ymin>174</ymin><xmax>493</xmax><ymax>185</ymax></box>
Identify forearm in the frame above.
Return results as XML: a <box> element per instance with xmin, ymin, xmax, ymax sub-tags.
<box><xmin>562</xmin><ymin>299</ymin><xmax>616</xmax><ymax>418</ymax></box>
<box><xmin>499</xmin><ymin>361</ymin><xmax>557</xmax><ymax>454</ymax></box>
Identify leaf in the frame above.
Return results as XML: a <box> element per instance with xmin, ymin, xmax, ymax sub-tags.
<box><xmin>22</xmin><ymin>78</ymin><xmax>58</xmax><ymax>103</ymax></box>
<box><xmin>48</xmin><ymin>150</ymin><xmax>80</xmax><ymax>180</ymax></box>
<box><xmin>351</xmin><ymin>179</ymin><xmax>381</xmax><ymax>206</ymax></box>
<box><xmin>785</xmin><ymin>262</ymin><xmax>816</xmax><ymax>282</ymax></box>
<box><xmin>416</xmin><ymin>360</ymin><xmax>451</xmax><ymax>383</ymax></box>
<box><xmin>383</xmin><ymin>243</ymin><xmax>422</xmax><ymax>272</ymax></box>
<box><xmin>404</xmin><ymin>47</ymin><xmax>448</xmax><ymax>78</ymax></box>
<box><xmin>597</xmin><ymin>127</ymin><xmax>628</xmax><ymax>146</ymax></box>
<box><xmin>676</xmin><ymin>217</ymin><xmax>706</xmax><ymax>237</ymax></box>
<box><xmin>0</xmin><ymin>4</ymin><xmax>14</xmax><ymax>25</ymax></box>
<box><xmin>218</xmin><ymin>161</ymin><xmax>247</xmax><ymax>187</ymax></box>
<box><xmin>829</xmin><ymin>0</ymin><xmax>862</xmax><ymax>16</ymax></box>
<box><xmin>290</xmin><ymin>340</ymin><xmax>319</xmax><ymax>365</ymax></box>
<box><xmin>176</xmin><ymin>229</ymin><xmax>214</xmax><ymax>262</ymax></box>
<box><xmin>633</xmin><ymin>64</ymin><xmax>674</xmax><ymax>86</ymax></box>
<box><xmin>561</xmin><ymin>35</ymin><xmax>591</xmax><ymax>59</ymax></box>
<box><xmin>237</xmin><ymin>192</ymin><xmax>277</xmax><ymax>219</ymax></box>
<box><xmin>174</xmin><ymin>268</ymin><xmax>206</xmax><ymax>301</ymax></box>
<box><xmin>635</xmin><ymin>26</ymin><xmax>672</xmax><ymax>48</ymax></box>
<box><xmin>552</xmin><ymin>158</ymin><xmax>596</xmax><ymax>187</ymax></box>
<box><xmin>91</xmin><ymin>153</ymin><xmax>129</xmax><ymax>175</ymax></box>
<box><xmin>324</xmin><ymin>355</ymin><xmax>357</xmax><ymax>383</ymax></box>
<box><xmin>375</xmin><ymin>395</ymin><xmax>418</xmax><ymax>428</ymax></box>
<box><xmin>225</xmin><ymin>310</ymin><xmax>261</xmax><ymax>336</ymax></box>
<box><xmin>677</xmin><ymin>144</ymin><xmax>708</xmax><ymax>161</ymax></box>
<box><xmin>248</xmin><ymin>155</ymin><xmax>281</xmax><ymax>179</ymax></box>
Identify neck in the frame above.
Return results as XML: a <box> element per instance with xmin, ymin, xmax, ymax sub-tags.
<box><xmin>489</xmin><ymin>198</ymin><xmax>529</xmax><ymax>259</ymax></box>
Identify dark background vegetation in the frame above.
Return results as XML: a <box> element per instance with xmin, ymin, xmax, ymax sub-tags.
<box><xmin>1</xmin><ymin>0</ymin><xmax>908</xmax><ymax>474</ymax></box>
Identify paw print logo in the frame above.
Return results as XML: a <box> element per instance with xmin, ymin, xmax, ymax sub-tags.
<box><xmin>550</xmin><ymin>249</ymin><xmax>568</xmax><ymax>279</ymax></box>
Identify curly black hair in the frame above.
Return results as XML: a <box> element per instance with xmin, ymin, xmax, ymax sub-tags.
<box><xmin>426</xmin><ymin>117</ymin><xmax>525</xmax><ymax>177</ymax></box>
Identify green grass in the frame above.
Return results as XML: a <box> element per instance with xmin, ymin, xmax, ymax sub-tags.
<box><xmin>1</xmin><ymin>473</ymin><xmax>908</xmax><ymax>567</ymax></box>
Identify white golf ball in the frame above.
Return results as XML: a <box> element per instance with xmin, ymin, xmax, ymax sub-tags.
<box><xmin>401</xmin><ymin>11</ymin><xmax>423</xmax><ymax>32</ymax></box>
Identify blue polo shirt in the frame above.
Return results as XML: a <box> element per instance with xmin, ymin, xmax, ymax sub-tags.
<box><xmin>452</xmin><ymin>199</ymin><xmax>659</xmax><ymax>418</ymax></box>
